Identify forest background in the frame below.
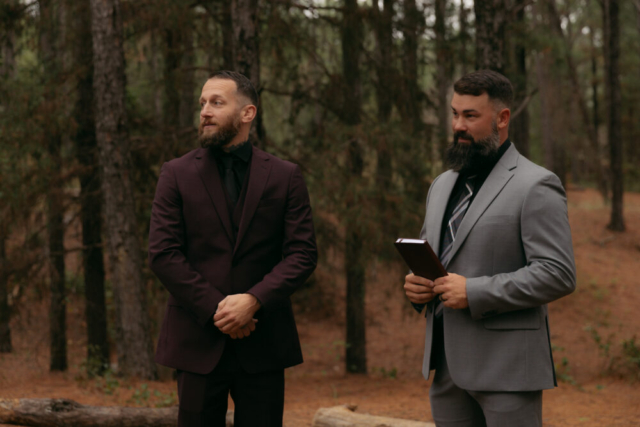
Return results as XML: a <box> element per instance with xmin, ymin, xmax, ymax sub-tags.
<box><xmin>1</xmin><ymin>0</ymin><xmax>639</xmax><ymax>425</ymax></box>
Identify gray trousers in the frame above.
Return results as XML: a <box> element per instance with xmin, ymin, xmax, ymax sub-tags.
<box><xmin>429</xmin><ymin>320</ymin><xmax>542</xmax><ymax>427</ymax></box>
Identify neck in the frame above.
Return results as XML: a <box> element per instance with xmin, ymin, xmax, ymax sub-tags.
<box><xmin>222</xmin><ymin>128</ymin><xmax>251</xmax><ymax>152</ymax></box>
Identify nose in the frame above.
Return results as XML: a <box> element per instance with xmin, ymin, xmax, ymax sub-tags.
<box><xmin>200</xmin><ymin>102</ymin><xmax>213</xmax><ymax>120</ymax></box>
<box><xmin>452</xmin><ymin>116</ymin><xmax>467</xmax><ymax>133</ymax></box>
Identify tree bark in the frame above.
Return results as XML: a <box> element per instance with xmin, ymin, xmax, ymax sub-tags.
<box><xmin>39</xmin><ymin>0</ymin><xmax>67</xmax><ymax>373</ymax></box>
<box><xmin>312</xmin><ymin>405</ymin><xmax>435</xmax><ymax>427</ymax></box>
<box><xmin>0</xmin><ymin>398</ymin><xmax>235</xmax><ymax>427</ymax></box>
<box><xmin>0</xmin><ymin>235</ymin><xmax>11</xmax><ymax>353</ymax></box>
<box><xmin>400</xmin><ymin>0</ymin><xmax>424</xmax><ymax>135</ymax></box>
<box><xmin>635</xmin><ymin>1</ymin><xmax>640</xmax><ymax>40</ymax></box>
<box><xmin>474</xmin><ymin>0</ymin><xmax>508</xmax><ymax>74</ymax></box>
<box><xmin>545</xmin><ymin>0</ymin><xmax>608</xmax><ymax>200</ymax></box>
<box><xmin>604</xmin><ymin>0</ymin><xmax>624</xmax><ymax>231</ymax></box>
<box><xmin>372</xmin><ymin>0</ymin><xmax>394</xmax><ymax>195</ymax></box>
<box><xmin>435</xmin><ymin>0</ymin><xmax>450</xmax><ymax>162</ymax></box>
<box><xmin>342</xmin><ymin>0</ymin><xmax>366</xmax><ymax>375</ymax></box>
<box><xmin>509</xmin><ymin>0</ymin><xmax>530</xmax><ymax>158</ymax></box>
<box><xmin>90</xmin><ymin>0</ymin><xmax>157</xmax><ymax>379</ymax></box>
<box><xmin>458</xmin><ymin>0</ymin><xmax>470</xmax><ymax>76</ymax></box>
<box><xmin>220</xmin><ymin>0</ymin><xmax>234</xmax><ymax>70</ymax></box>
<box><xmin>231</xmin><ymin>0</ymin><xmax>265</xmax><ymax>148</ymax></box>
<box><xmin>163</xmin><ymin>27</ymin><xmax>181</xmax><ymax>129</ymax></box>
<box><xmin>179</xmin><ymin>19</ymin><xmax>195</xmax><ymax>129</ymax></box>
<box><xmin>0</xmin><ymin>0</ymin><xmax>19</xmax><ymax>79</ymax></box>
<box><xmin>73</xmin><ymin>0</ymin><xmax>109</xmax><ymax>374</ymax></box>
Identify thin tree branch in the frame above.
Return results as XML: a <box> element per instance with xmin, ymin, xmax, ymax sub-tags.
<box><xmin>511</xmin><ymin>87</ymin><xmax>539</xmax><ymax>120</ymax></box>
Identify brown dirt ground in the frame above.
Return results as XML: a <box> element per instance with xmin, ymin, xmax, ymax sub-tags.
<box><xmin>1</xmin><ymin>188</ymin><xmax>640</xmax><ymax>426</ymax></box>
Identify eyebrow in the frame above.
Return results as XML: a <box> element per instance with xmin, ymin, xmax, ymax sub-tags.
<box><xmin>199</xmin><ymin>94</ymin><xmax>225</xmax><ymax>103</ymax></box>
<box><xmin>451</xmin><ymin>107</ymin><xmax>479</xmax><ymax>114</ymax></box>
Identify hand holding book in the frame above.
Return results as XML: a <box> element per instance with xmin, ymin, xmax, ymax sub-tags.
<box><xmin>394</xmin><ymin>238</ymin><xmax>447</xmax><ymax>281</ymax></box>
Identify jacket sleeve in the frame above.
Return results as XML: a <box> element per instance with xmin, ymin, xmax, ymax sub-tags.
<box><xmin>246</xmin><ymin>165</ymin><xmax>318</xmax><ymax>311</ymax></box>
<box><xmin>466</xmin><ymin>173</ymin><xmax>577</xmax><ymax>320</ymax></box>
<box><xmin>148</xmin><ymin>162</ymin><xmax>225</xmax><ymax>326</ymax></box>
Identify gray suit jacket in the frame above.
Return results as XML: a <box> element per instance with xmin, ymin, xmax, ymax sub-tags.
<box><xmin>419</xmin><ymin>144</ymin><xmax>576</xmax><ymax>392</ymax></box>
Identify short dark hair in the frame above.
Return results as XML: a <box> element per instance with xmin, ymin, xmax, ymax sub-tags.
<box><xmin>453</xmin><ymin>70</ymin><xmax>514</xmax><ymax>109</ymax></box>
<box><xmin>208</xmin><ymin>70</ymin><xmax>259</xmax><ymax>107</ymax></box>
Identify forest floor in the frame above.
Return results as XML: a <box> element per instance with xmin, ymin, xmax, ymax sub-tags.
<box><xmin>1</xmin><ymin>188</ymin><xmax>640</xmax><ymax>426</ymax></box>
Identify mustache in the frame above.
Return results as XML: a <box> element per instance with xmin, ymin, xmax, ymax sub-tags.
<box><xmin>454</xmin><ymin>131</ymin><xmax>475</xmax><ymax>143</ymax></box>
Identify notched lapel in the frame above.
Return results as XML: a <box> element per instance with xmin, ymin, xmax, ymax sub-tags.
<box><xmin>427</xmin><ymin>171</ymin><xmax>458</xmax><ymax>256</ymax></box>
<box><xmin>448</xmin><ymin>145</ymin><xmax>519</xmax><ymax>262</ymax></box>
<box><xmin>194</xmin><ymin>148</ymin><xmax>235</xmax><ymax>244</ymax></box>
<box><xmin>234</xmin><ymin>147</ymin><xmax>271</xmax><ymax>254</ymax></box>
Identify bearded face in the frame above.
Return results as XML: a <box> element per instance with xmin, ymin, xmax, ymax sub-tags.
<box><xmin>198</xmin><ymin>109</ymin><xmax>243</xmax><ymax>149</ymax></box>
<box><xmin>446</xmin><ymin>119</ymin><xmax>501</xmax><ymax>174</ymax></box>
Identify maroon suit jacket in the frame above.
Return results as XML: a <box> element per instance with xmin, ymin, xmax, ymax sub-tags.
<box><xmin>149</xmin><ymin>145</ymin><xmax>317</xmax><ymax>375</ymax></box>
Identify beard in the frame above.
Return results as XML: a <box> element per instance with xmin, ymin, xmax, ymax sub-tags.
<box><xmin>198</xmin><ymin>113</ymin><xmax>242</xmax><ymax>149</ymax></box>
<box><xmin>445</xmin><ymin>120</ymin><xmax>501</xmax><ymax>174</ymax></box>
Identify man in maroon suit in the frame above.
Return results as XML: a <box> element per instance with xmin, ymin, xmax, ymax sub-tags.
<box><xmin>149</xmin><ymin>71</ymin><xmax>317</xmax><ymax>427</ymax></box>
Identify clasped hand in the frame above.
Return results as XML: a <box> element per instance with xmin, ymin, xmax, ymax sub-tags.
<box><xmin>213</xmin><ymin>294</ymin><xmax>260</xmax><ymax>339</ymax></box>
<box><xmin>404</xmin><ymin>273</ymin><xmax>469</xmax><ymax>309</ymax></box>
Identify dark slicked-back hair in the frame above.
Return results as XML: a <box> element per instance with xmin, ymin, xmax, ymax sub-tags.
<box><xmin>453</xmin><ymin>70</ymin><xmax>514</xmax><ymax>109</ymax></box>
<box><xmin>209</xmin><ymin>70</ymin><xmax>259</xmax><ymax>107</ymax></box>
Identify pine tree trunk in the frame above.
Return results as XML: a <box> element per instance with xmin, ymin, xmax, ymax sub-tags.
<box><xmin>73</xmin><ymin>0</ymin><xmax>109</xmax><ymax>374</ymax></box>
<box><xmin>474</xmin><ymin>0</ymin><xmax>507</xmax><ymax>74</ymax></box>
<box><xmin>0</xmin><ymin>0</ymin><xmax>18</xmax><ymax>80</ymax></box>
<box><xmin>0</xmin><ymin>235</ymin><xmax>11</xmax><ymax>353</ymax></box>
<box><xmin>39</xmin><ymin>0</ymin><xmax>67</xmax><ymax>373</ymax></box>
<box><xmin>509</xmin><ymin>0</ymin><xmax>530</xmax><ymax>158</ymax></box>
<box><xmin>535</xmin><ymin>54</ymin><xmax>555</xmax><ymax>176</ymax></box>
<box><xmin>90</xmin><ymin>0</ymin><xmax>157</xmax><ymax>379</ymax></box>
<box><xmin>163</xmin><ymin>28</ymin><xmax>181</xmax><ymax>130</ymax></box>
<box><xmin>458</xmin><ymin>0</ymin><xmax>470</xmax><ymax>76</ymax></box>
<box><xmin>342</xmin><ymin>0</ymin><xmax>366</xmax><ymax>375</ymax></box>
<box><xmin>231</xmin><ymin>0</ymin><xmax>265</xmax><ymax>148</ymax></box>
<box><xmin>179</xmin><ymin>21</ymin><xmax>195</xmax><ymax>129</ymax></box>
<box><xmin>220</xmin><ymin>0</ymin><xmax>234</xmax><ymax>71</ymax></box>
<box><xmin>372</xmin><ymin>0</ymin><xmax>393</xmax><ymax>194</ymax></box>
<box><xmin>401</xmin><ymin>0</ymin><xmax>424</xmax><ymax>136</ymax></box>
<box><xmin>435</xmin><ymin>0</ymin><xmax>450</xmax><ymax>162</ymax></box>
<box><xmin>604</xmin><ymin>0</ymin><xmax>624</xmax><ymax>231</ymax></box>
<box><xmin>545</xmin><ymin>0</ymin><xmax>608</xmax><ymax>200</ymax></box>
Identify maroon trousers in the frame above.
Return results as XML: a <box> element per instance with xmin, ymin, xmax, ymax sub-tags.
<box><xmin>177</xmin><ymin>343</ymin><xmax>285</xmax><ymax>427</ymax></box>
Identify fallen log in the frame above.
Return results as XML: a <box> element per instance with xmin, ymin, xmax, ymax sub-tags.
<box><xmin>312</xmin><ymin>405</ymin><xmax>434</xmax><ymax>427</ymax></box>
<box><xmin>0</xmin><ymin>398</ymin><xmax>233</xmax><ymax>426</ymax></box>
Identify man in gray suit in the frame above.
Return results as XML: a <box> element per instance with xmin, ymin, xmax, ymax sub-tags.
<box><xmin>404</xmin><ymin>70</ymin><xmax>576</xmax><ymax>426</ymax></box>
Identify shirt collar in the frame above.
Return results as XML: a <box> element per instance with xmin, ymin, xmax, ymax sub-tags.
<box><xmin>213</xmin><ymin>140</ymin><xmax>252</xmax><ymax>163</ymax></box>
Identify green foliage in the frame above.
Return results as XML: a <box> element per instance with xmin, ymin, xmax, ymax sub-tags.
<box><xmin>371</xmin><ymin>366</ymin><xmax>398</xmax><ymax>379</ymax></box>
<box><xmin>552</xmin><ymin>343</ymin><xmax>579</xmax><ymax>387</ymax></box>
<box><xmin>128</xmin><ymin>383</ymin><xmax>150</xmax><ymax>406</ymax></box>
<box><xmin>80</xmin><ymin>344</ymin><xmax>110</xmax><ymax>378</ymax></box>
<box><xmin>621</xmin><ymin>336</ymin><xmax>640</xmax><ymax>379</ymax></box>
<box><xmin>93</xmin><ymin>370</ymin><xmax>121</xmax><ymax>395</ymax></box>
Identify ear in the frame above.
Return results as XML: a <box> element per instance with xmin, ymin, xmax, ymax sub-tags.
<box><xmin>240</xmin><ymin>104</ymin><xmax>257</xmax><ymax>124</ymax></box>
<box><xmin>496</xmin><ymin>107</ymin><xmax>510</xmax><ymax>130</ymax></box>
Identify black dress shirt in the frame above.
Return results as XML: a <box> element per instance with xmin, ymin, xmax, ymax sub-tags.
<box><xmin>213</xmin><ymin>140</ymin><xmax>252</xmax><ymax>202</ymax></box>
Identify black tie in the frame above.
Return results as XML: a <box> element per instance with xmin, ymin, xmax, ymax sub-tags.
<box><xmin>221</xmin><ymin>155</ymin><xmax>239</xmax><ymax>205</ymax></box>
<box><xmin>435</xmin><ymin>175</ymin><xmax>476</xmax><ymax>318</ymax></box>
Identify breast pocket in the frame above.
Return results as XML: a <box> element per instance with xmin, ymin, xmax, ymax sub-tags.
<box><xmin>483</xmin><ymin>307</ymin><xmax>542</xmax><ymax>330</ymax></box>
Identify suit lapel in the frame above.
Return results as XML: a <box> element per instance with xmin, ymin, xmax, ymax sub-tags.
<box><xmin>234</xmin><ymin>146</ymin><xmax>271</xmax><ymax>254</ymax></box>
<box><xmin>426</xmin><ymin>171</ymin><xmax>458</xmax><ymax>257</ymax></box>
<box><xmin>194</xmin><ymin>148</ymin><xmax>235</xmax><ymax>244</ymax></box>
<box><xmin>447</xmin><ymin>144</ymin><xmax>519</xmax><ymax>263</ymax></box>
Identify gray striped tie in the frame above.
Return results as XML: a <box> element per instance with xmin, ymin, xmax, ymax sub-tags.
<box><xmin>435</xmin><ymin>176</ymin><xmax>475</xmax><ymax>317</ymax></box>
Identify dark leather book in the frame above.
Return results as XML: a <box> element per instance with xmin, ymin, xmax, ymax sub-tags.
<box><xmin>394</xmin><ymin>238</ymin><xmax>447</xmax><ymax>281</ymax></box>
